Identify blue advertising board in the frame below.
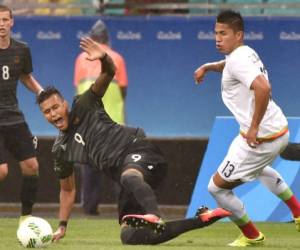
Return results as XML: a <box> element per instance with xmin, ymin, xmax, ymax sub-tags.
<box><xmin>12</xmin><ymin>16</ymin><xmax>300</xmax><ymax>137</ymax></box>
<box><xmin>187</xmin><ymin>117</ymin><xmax>300</xmax><ymax>222</ymax></box>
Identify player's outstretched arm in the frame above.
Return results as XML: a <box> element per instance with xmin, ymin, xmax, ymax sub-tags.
<box><xmin>80</xmin><ymin>37</ymin><xmax>116</xmax><ymax>97</ymax></box>
<box><xmin>194</xmin><ymin>60</ymin><xmax>225</xmax><ymax>84</ymax></box>
<box><xmin>53</xmin><ymin>173</ymin><xmax>76</xmax><ymax>242</ymax></box>
<box><xmin>20</xmin><ymin>73</ymin><xmax>44</xmax><ymax>95</ymax></box>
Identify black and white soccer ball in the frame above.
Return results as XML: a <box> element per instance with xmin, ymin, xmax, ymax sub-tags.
<box><xmin>17</xmin><ymin>216</ymin><xmax>53</xmax><ymax>248</ymax></box>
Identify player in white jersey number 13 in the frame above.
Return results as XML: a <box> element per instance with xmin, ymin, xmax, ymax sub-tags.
<box><xmin>194</xmin><ymin>9</ymin><xmax>300</xmax><ymax>247</ymax></box>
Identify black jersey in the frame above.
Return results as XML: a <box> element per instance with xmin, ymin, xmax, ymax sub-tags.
<box><xmin>0</xmin><ymin>39</ymin><xmax>33</xmax><ymax>125</ymax></box>
<box><xmin>52</xmin><ymin>88</ymin><xmax>145</xmax><ymax>179</ymax></box>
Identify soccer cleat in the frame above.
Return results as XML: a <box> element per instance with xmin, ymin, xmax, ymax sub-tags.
<box><xmin>122</xmin><ymin>214</ymin><xmax>166</xmax><ymax>234</ymax></box>
<box><xmin>195</xmin><ymin>206</ymin><xmax>232</xmax><ymax>222</ymax></box>
<box><xmin>294</xmin><ymin>217</ymin><xmax>300</xmax><ymax>232</ymax></box>
<box><xmin>228</xmin><ymin>232</ymin><xmax>265</xmax><ymax>247</ymax></box>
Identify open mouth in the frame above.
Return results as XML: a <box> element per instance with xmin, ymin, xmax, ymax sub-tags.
<box><xmin>53</xmin><ymin>117</ymin><xmax>64</xmax><ymax>127</ymax></box>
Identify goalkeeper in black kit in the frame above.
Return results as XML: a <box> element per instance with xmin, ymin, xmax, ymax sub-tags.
<box><xmin>37</xmin><ymin>37</ymin><xmax>231</xmax><ymax>245</ymax></box>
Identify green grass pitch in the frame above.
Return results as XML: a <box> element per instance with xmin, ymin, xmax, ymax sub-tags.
<box><xmin>1</xmin><ymin>218</ymin><xmax>300</xmax><ymax>249</ymax></box>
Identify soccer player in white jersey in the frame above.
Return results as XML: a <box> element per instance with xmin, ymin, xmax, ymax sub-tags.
<box><xmin>194</xmin><ymin>10</ymin><xmax>300</xmax><ymax>247</ymax></box>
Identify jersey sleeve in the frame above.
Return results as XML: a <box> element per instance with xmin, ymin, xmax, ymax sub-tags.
<box><xmin>22</xmin><ymin>46</ymin><xmax>33</xmax><ymax>74</ymax></box>
<box><xmin>78</xmin><ymin>88</ymin><xmax>103</xmax><ymax>108</ymax></box>
<box><xmin>71</xmin><ymin>88</ymin><xmax>104</xmax><ymax>119</ymax></box>
<box><xmin>229</xmin><ymin>51</ymin><xmax>262</xmax><ymax>89</ymax></box>
<box><xmin>52</xmin><ymin>135</ymin><xmax>74</xmax><ymax>179</ymax></box>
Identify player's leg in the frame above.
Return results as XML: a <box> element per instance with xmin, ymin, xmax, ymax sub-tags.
<box><xmin>208</xmin><ymin>135</ymin><xmax>275</xmax><ymax>246</ymax></box>
<box><xmin>19</xmin><ymin>157</ymin><xmax>39</xmax><ymax>216</ymax></box>
<box><xmin>119</xmin><ymin>140</ymin><xmax>232</xmax><ymax>244</ymax></box>
<box><xmin>210</xmin><ymin>133</ymin><xmax>290</xmax><ymax>246</ymax></box>
<box><xmin>7</xmin><ymin>123</ymin><xmax>39</xmax><ymax>217</ymax></box>
<box><xmin>258</xmin><ymin>166</ymin><xmax>300</xmax><ymax>230</ymax></box>
<box><xmin>118</xmin><ymin>184</ymin><xmax>156</xmax><ymax>244</ymax></box>
<box><xmin>208</xmin><ymin>175</ymin><xmax>264</xmax><ymax>247</ymax></box>
<box><xmin>119</xmin><ymin>140</ymin><xmax>167</xmax><ymax>217</ymax></box>
<box><xmin>0</xmin><ymin>163</ymin><xmax>8</xmax><ymax>181</ymax></box>
<box><xmin>118</xmin><ymin>140</ymin><xmax>166</xmax><ymax>243</ymax></box>
<box><xmin>120</xmin><ymin>168</ymin><xmax>161</xmax><ymax>217</ymax></box>
<box><xmin>120</xmin><ymin>206</ymin><xmax>232</xmax><ymax>245</ymax></box>
<box><xmin>119</xmin><ymin>186</ymin><xmax>231</xmax><ymax>245</ymax></box>
<box><xmin>0</xmin><ymin>131</ymin><xmax>9</xmax><ymax>181</ymax></box>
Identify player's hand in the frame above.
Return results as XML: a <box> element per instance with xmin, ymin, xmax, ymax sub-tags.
<box><xmin>194</xmin><ymin>65</ymin><xmax>206</xmax><ymax>84</ymax></box>
<box><xmin>80</xmin><ymin>37</ymin><xmax>106</xmax><ymax>61</ymax></box>
<box><xmin>52</xmin><ymin>226</ymin><xmax>66</xmax><ymax>242</ymax></box>
<box><xmin>245</xmin><ymin>127</ymin><xmax>259</xmax><ymax>148</ymax></box>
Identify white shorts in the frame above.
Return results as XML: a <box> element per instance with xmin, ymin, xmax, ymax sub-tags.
<box><xmin>217</xmin><ymin>132</ymin><xmax>289</xmax><ymax>182</ymax></box>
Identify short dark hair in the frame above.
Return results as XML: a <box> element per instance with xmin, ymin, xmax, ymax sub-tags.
<box><xmin>217</xmin><ymin>10</ymin><xmax>244</xmax><ymax>32</ymax></box>
<box><xmin>36</xmin><ymin>86</ymin><xmax>64</xmax><ymax>105</ymax></box>
<box><xmin>0</xmin><ymin>5</ymin><xmax>12</xmax><ymax>18</ymax></box>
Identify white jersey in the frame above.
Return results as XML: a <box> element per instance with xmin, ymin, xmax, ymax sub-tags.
<box><xmin>221</xmin><ymin>45</ymin><xmax>288</xmax><ymax>139</ymax></box>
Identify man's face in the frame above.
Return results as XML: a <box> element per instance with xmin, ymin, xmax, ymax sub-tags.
<box><xmin>40</xmin><ymin>94</ymin><xmax>69</xmax><ymax>131</ymax></box>
<box><xmin>215</xmin><ymin>22</ymin><xmax>243</xmax><ymax>55</ymax></box>
<box><xmin>0</xmin><ymin>11</ymin><xmax>13</xmax><ymax>39</ymax></box>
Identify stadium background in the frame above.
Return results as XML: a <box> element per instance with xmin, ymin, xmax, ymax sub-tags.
<box><xmin>13</xmin><ymin>15</ymin><xmax>300</xmax><ymax>137</ymax></box>
<box><xmin>1</xmin><ymin>6</ymin><xmax>300</xmax><ymax>220</ymax></box>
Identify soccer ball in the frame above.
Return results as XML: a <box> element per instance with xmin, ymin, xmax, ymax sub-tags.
<box><xmin>17</xmin><ymin>216</ymin><xmax>53</xmax><ymax>248</ymax></box>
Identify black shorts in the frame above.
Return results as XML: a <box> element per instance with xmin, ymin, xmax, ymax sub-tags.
<box><xmin>119</xmin><ymin>139</ymin><xmax>167</xmax><ymax>186</ymax></box>
<box><xmin>117</xmin><ymin>139</ymin><xmax>168</xmax><ymax>223</ymax></box>
<box><xmin>0</xmin><ymin>123</ymin><xmax>37</xmax><ymax>164</ymax></box>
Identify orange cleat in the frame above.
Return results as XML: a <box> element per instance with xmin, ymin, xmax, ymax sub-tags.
<box><xmin>195</xmin><ymin>206</ymin><xmax>232</xmax><ymax>222</ymax></box>
<box><xmin>122</xmin><ymin>214</ymin><xmax>166</xmax><ymax>234</ymax></box>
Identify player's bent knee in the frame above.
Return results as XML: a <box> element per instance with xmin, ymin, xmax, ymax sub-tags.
<box><xmin>21</xmin><ymin>167</ymin><xmax>39</xmax><ymax>176</ymax></box>
<box><xmin>208</xmin><ymin>176</ymin><xmax>219</xmax><ymax>195</ymax></box>
<box><xmin>0</xmin><ymin>164</ymin><xmax>8</xmax><ymax>181</ymax></box>
<box><xmin>0</xmin><ymin>163</ymin><xmax>8</xmax><ymax>180</ymax></box>
<box><xmin>120</xmin><ymin>170</ymin><xmax>143</xmax><ymax>187</ymax></box>
<box><xmin>121</xmin><ymin>168</ymin><xmax>143</xmax><ymax>179</ymax></box>
<box><xmin>20</xmin><ymin>158</ymin><xmax>39</xmax><ymax>176</ymax></box>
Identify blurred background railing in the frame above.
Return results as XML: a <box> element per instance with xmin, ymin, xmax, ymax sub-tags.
<box><xmin>4</xmin><ymin>0</ymin><xmax>300</xmax><ymax>16</ymax></box>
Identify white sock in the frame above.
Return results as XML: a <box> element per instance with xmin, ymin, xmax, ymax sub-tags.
<box><xmin>258</xmin><ymin>166</ymin><xmax>288</xmax><ymax>195</ymax></box>
<box><xmin>208</xmin><ymin>177</ymin><xmax>246</xmax><ymax>220</ymax></box>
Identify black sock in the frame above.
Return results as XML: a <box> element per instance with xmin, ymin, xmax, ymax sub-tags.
<box><xmin>20</xmin><ymin>175</ymin><xmax>39</xmax><ymax>216</ymax></box>
<box><xmin>121</xmin><ymin>217</ymin><xmax>219</xmax><ymax>245</ymax></box>
<box><xmin>120</xmin><ymin>174</ymin><xmax>159</xmax><ymax>216</ymax></box>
